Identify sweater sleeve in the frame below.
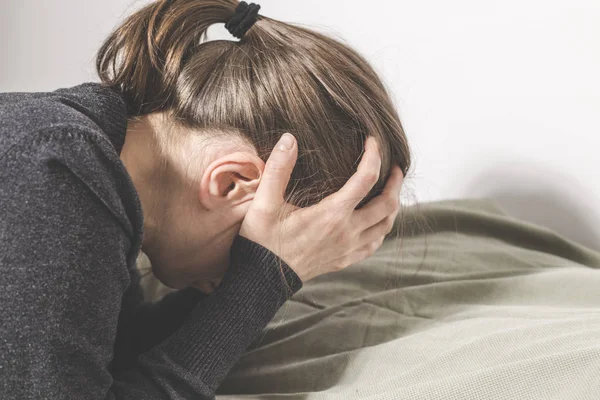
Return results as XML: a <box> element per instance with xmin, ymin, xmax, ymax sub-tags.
<box><xmin>113</xmin><ymin>236</ymin><xmax>303</xmax><ymax>399</ymax></box>
<box><xmin>112</xmin><ymin>286</ymin><xmax>210</xmax><ymax>374</ymax></box>
<box><xmin>0</xmin><ymin>126</ymin><xmax>303</xmax><ymax>399</ymax></box>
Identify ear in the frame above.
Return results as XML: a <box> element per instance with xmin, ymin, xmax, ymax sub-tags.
<box><xmin>199</xmin><ymin>151</ymin><xmax>265</xmax><ymax>214</ymax></box>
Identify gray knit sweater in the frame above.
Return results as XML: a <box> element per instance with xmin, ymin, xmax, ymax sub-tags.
<box><xmin>0</xmin><ymin>82</ymin><xmax>303</xmax><ymax>399</ymax></box>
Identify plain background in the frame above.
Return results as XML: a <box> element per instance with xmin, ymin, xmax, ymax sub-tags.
<box><xmin>1</xmin><ymin>0</ymin><xmax>599</xmax><ymax>251</ymax></box>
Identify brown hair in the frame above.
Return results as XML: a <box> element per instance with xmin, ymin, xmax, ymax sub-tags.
<box><xmin>96</xmin><ymin>0</ymin><xmax>411</xmax><ymax>209</ymax></box>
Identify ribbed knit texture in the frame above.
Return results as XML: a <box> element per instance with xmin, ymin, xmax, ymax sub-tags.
<box><xmin>161</xmin><ymin>236</ymin><xmax>302</xmax><ymax>387</ymax></box>
<box><xmin>0</xmin><ymin>82</ymin><xmax>303</xmax><ymax>400</ymax></box>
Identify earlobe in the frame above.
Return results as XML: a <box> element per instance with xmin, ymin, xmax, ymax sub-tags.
<box><xmin>199</xmin><ymin>152</ymin><xmax>264</xmax><ymax>211</ymax></box>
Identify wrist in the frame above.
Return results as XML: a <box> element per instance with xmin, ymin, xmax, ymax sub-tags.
<box><xmin>230</xmin><ymin>235</ymin><xmax>303</xmax><ymax>298</ymax></box>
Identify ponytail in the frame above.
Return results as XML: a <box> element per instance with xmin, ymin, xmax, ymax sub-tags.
<box><xmin>96</xmin><ymin>0</ymin><xmax>239</xmax><ymax>115</ymax></box>
<box><xmin>95</xmin><ymin>0</ymin><xmax>411</xmax><ymax>212</ymax></box>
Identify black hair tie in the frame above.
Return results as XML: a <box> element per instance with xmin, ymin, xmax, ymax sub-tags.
<box><xmin>225</xmin><ymin>1</ymin><xmax>261</xmax><ymax>39</ymax></box>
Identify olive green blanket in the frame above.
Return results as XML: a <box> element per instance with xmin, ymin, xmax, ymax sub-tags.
<box><xmin>144</xmin><ymin>199</ymin><xmax>600</xmax><ymax>399</ymax></box>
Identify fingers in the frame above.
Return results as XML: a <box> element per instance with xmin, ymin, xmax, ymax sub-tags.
<box><xmin>253</xmin><ymin>133</ymin><xmax>298</xmax><ymax>214</ymax></box>
<box><xmin>330</xmin><ymin>213</ymin><xmax>395</xmax><ymax>273</ymax></box>
<box><xmin>344</xmin><ymin>235</ymin><xmax>386</xmax><ymax>267</ymax></box>
<box><xmin>326</xmin><ymin>136</ymin><xmax>382</xmax><ymax>210</ymax></box>
<box><xmin>355</xmin><ymin>165</ymin><xmax>404</xmax><ymax>231</ymax></box>
<box><xmin>359</xmin><ymin>210</ymin><xmax>397</xmax><ymax>245</ymax></box>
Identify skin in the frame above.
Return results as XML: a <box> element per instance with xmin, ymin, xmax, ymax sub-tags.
<box><xmin>120</xmin><ymin>111</ymin><xmax>404</xmax><ymax>294</ymax></box>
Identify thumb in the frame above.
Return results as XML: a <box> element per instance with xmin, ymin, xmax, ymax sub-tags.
<box><xmin>254</xmin><ymin>133</ymin><xmax>297</xmax><ymax>213</ymax></box>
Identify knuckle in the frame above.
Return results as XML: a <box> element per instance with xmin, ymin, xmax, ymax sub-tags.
<box><xmin>265</xmin><ymin>159</ymin><xmax>286</xmax><ymax>173</ymax></box>
<box><xmin>359</xmin><ymin>250</ymin><xmax>371</xmax><ymax>262</ymax></box>
<box><xmin>369</xmin><ymin>242</ymin><xmax>379</xmax><ymax>254</ymax></box>
<box><xmin>386</xmin><ymin>215</ymin><xmax>396</xmax><ymax>232</ymax></box>
<box><xmin>386</xmin><ymin>195</ymin><xmax>400</xmax><ymax>213</ymax></box>
<box><xmin>361</xmin><ymin>171</ymin><xmax>379</xmax><ymax>187</ymax></box>
<box><xmin>364</xmin><ymin>172</ymin><xmax>379</xmax><ymax>186</ymax></box>
<box><xmin>386</xmin><ymin>222</ymin><xmax>395</xmax><ymax>234</ymax></box>
<box><xmin>334</xmin><ymin>260</ymin><xmax>347</xmax><ymax>271</ymax></box>
<box><xmin>370</xmin><ymin>239</ymin><xmax>384</xmax><ymax>254</ymax></box>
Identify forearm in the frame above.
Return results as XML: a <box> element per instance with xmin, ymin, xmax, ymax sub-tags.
<box><xmin>130</xmin><ymin>235</ymin><xmax>303</xmax><ymax>395</ymax></box>
<box><xmin>112</xmin><ymin>286</ymin><xmax>209</xmax><ymax>374</ymax></box>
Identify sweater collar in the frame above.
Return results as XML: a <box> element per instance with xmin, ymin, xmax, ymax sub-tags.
<box><xmin>54</xmin><ymin>82</ymin><xmax>129</xmax><ymax>154</ymax></box>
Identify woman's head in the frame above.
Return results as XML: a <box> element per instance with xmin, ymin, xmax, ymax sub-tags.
<box><xmin>98</xmin><ymin>0</ymin><xmax>411</xmax><ymax>290</ymax></box>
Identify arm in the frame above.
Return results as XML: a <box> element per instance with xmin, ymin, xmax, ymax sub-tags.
<box><xmin>0</xmin><ymin>129</ymin><xmax>302</xmax><ymax>400</ymax></box>
<box><xmin>112</xmin><ymin>286</ymin><xmax>209</xmax><ymax>373</ymax></box>
<box><xmin>117</xmin><ymin>234</ymin><xmax>302</xmax><ymax>396</ymax></box>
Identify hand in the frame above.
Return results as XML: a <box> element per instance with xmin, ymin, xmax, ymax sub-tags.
<box><xmin>239</xmin><ymin>133</ymin><xmax>404</xmax><ymax>283</ymax></box>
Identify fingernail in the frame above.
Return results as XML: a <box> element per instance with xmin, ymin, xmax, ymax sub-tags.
<box><xmin>278</xmin><ymin>133</ymin><xmax>295</xmax><ymax>151</ymax></box>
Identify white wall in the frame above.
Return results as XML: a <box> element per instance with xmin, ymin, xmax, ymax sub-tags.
<box><xmin>2</xmin><ymin>0</ymin><xmax>599</xmax><ymax>250</ymax></box>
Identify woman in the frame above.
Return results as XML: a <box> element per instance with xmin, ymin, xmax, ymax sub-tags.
<box><xmin>0</xmin><ymin>0</ymin><xmax>410</xmax><ymax>399</ymax></box>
